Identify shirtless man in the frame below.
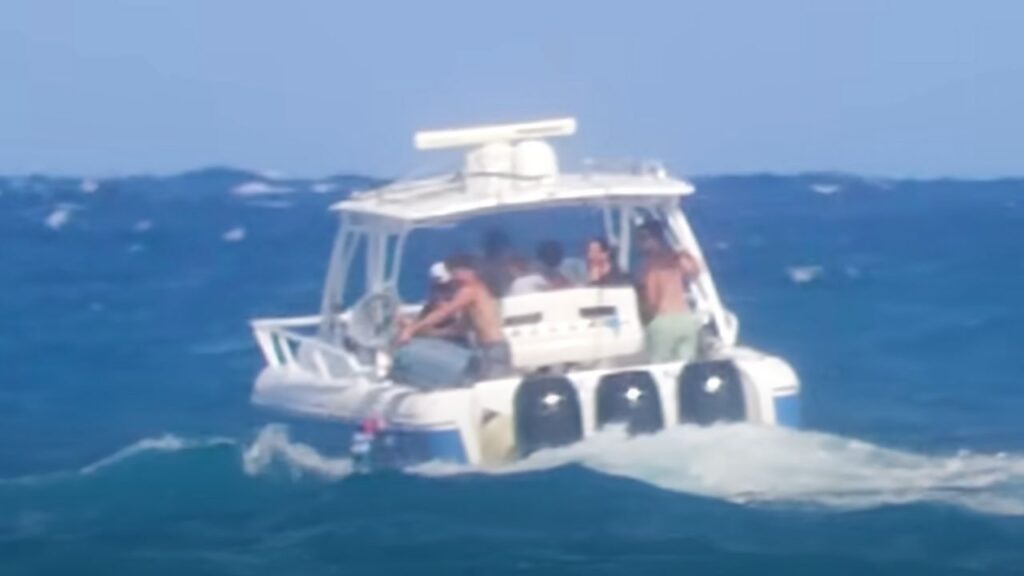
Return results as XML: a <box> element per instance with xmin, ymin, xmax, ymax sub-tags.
<box><xmin>636</xmin><ymin>221</ymin><xmax>703</xmax><ymax>362</ymax></box>
<box><xmin>398</xmin><ymin>254</ymin><xmax>512</xmax><ymax>378</ymax></box>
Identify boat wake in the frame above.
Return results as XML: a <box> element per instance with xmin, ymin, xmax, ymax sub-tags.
<box><xmin>230</xmin><ymin>423</ymin><xmax>1024</xmax><ymax>516</ymax></box>
<box><xmin>10</xmin><ymin>425</ymin><xmax>1024</xmax><ymax>518</ymax></box>
<box><xmin>242</xmin><ymin>424</ymin><xmax>354</xmax><ymax>478</ymax></box>
<box><xmin>81</xmin><ymin>434</ymin><xmax>235</xmax><ymax>475</ymax></box>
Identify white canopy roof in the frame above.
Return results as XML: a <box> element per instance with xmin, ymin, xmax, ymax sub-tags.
<box><xmin>330</xmin><ymin>171</ymin><xmax>695</xmax><ymax>227</ymax></box>
<box><xmin>329</xmin><ymin>117</ymin><xmax>695</xmax><ymax>227</ymax></box>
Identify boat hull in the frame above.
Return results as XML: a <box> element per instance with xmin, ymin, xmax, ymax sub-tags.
<box><xmin>251</xmin><ymin>347</ymin><xmax>801</xmax><ymax>468</ymax></box>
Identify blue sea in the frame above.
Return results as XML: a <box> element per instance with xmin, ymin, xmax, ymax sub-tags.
<box><xmin>3</xmin><ymin>169</ymin><xmax>1024</xmax><ymax>575</ymax></box>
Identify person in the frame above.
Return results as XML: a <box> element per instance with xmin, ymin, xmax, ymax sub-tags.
<box><xmin>585</xmin><ymin>237</ymin><xmax>629</xmax><ymax>286</ymax></box>
<box><xmin>636</xmin><ymin>220</ymin><xmax>704</xmax><ymax>362</ymax></box>
<box><xmin>507</xmin><ymin>240</ymin><xmax>574</xmax><ymax>295</ymax></box>
<box><xmin>412</xmin><ymin>261</ymin><xmax>469</xmax><ymax>345</ymax></box>
<box><xmin>398</xmin><ymin>254</ymin><xmax>512</xmax><ymax>378</ymax></box>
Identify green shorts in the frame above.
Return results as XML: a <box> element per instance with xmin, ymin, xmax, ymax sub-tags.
<box><xmin>645</xmin><ymin>312</ymin><xmax>702</xmax><ymax>363</ymax></box>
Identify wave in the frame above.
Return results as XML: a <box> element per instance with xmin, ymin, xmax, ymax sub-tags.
<box><xmin>222</xmin><ymin>226</ymin><xmax>247</xmax><ymax>242</ymax></box>
<box><xmin>231</xmin><ymin>181</ymin><xmax>295</xmax><ymax>196</ymax></box>
<box><xmin>786</xmin><ymin>265</ymin><xmax>823</xmax><ymax>284</ymax></box>
<box><xmin>234</xmin><ymin>423</ymin><xmax>1024</xmax><ymax>516</ymax></box>
<box><xmin>242</xmin><ymin>425</ymin><xmax>354</xmax><ymax>478</ymax></box>
<box><xmin>410</xmin><ymin>425</ymin><xmax>1024</xmax><ymax>517</ymax></box>
<box><xmin>80</xmin><ymin>434</ymin><xmax>234</xmax><ymax>475</ymax></box>
<box><xmin>44</xmin><ymin>203</ymin><xmax>79</xmax><ymax>230</ymax></box>
<box><xmin>9</xmin><ymin>425</ymin><xmax>1024</xmax><ymax>518</ymax></box>
<box><xmin>1</xmin><ymin>434</ymin><xmax>235</xmax><ymax>486</ymax></box>
<box><xmin>810</xmin><ymin>183</ymin><xmax>841</xmax><ymax>195</ymax></box>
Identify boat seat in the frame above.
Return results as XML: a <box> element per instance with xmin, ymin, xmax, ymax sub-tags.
<box><xmin>501</xmin><ymin>286</ymin><xmax>644</xmax><ymax>370</ymax></box>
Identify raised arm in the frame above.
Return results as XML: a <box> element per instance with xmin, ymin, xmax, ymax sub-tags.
<box><xmin>399</xmin><ymin>287</ymin><xmax>473</xmax><ymax>343</ymax></box>
<box><xmin>678</xmin><ymin>250</ymin><xmax>703</xmax><ymax>281</ymax></box>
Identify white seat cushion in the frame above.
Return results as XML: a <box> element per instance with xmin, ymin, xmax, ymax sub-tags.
<box><xmin>501</xmin><ymin>286</ymin><xmax>644</xmax><ymax>369</ymax></box>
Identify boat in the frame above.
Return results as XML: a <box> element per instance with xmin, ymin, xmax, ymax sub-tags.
<box><xmin>249</xmin><ymin>117</ymin><xmax>801</xmax><ymax>468</ymax></box>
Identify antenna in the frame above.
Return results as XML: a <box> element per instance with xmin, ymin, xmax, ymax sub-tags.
<box><xmin>414</xmin><ymin>117</ymin><xmax>576</xmax><ymax>150</ymax></box>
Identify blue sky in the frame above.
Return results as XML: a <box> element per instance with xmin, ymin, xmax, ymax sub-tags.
<box><xmin>2</xmin><ymin>1</ymin><xmax>1022</xmax><ymax>177</ymax></box>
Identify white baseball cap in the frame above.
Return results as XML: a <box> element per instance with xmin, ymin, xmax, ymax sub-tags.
<box><xmin>429</xmin><ymin>261</ymin><xmax>451</xmax><ymax>284</ymax></box>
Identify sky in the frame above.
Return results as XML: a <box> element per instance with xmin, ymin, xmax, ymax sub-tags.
<box><xmin>2</xmin><ymin>0</ymin><xmax>1022</xmax><ymax>178</ymax></box>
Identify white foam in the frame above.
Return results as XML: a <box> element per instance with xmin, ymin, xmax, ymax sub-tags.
<box><xmin>231</xmin><ymin>181</ymin><xmax>294</xmax><ymax>197</ymax></box>
<box><xmin>222</xmin><ymin>226</ymin><xmax>247</xmax><ymax>242</ymax></box>
<box><xmin>44</xmin><ymin>204</ymin><xmax>77</xmax><ymax>230</ymax></box>
<box><xmin>80</xmin><ymin>179</ymin><xmax>100</xmax><ymax>194</ymax></box>
<box><xmin>412</xmin><ymin>425</ymin><xmax>1024</xmax><ymax>516</ymax></box>
<box><xmin>810</xmin><ymin>183</ymin><xmax>841</xmax><ymax>195</ymax></box>
<box><xmin>310</xmin><ymin>182</ymin><xmax>338</xmax><ymax>194</ymax></box>
<box><xmin>242</xmin><ymin>425</ymin><xmax>354</xmax><ymax>479</ymax></box>
<box><xmin>81</xmin><ymin>434</ymin><xmax>234</xmax><ymax>475</ymax></box>
<box><xmin>786</xmin><ymin>265</ymin><xmax>823</xmax><ymax>284</ymax></box>
<box><xmin>132</xmin><ymin>219</ymin><xmax>153</xmax><ymax>233</ymax></box>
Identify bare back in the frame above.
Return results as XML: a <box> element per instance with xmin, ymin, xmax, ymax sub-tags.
<box><xmin>463</xmin><ymin>281</ymin><xmax>505</xmax><ymax>344</ymax></box>
<box><xmin>641</xmin><ymin>250</ymin><xmax>699</xmax><ymax>318</ymax></box>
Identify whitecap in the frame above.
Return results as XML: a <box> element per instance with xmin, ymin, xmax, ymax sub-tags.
<box><xmin>810</xmin><ymin>183</ymin><xmax>841</xmax><ymax>195</ymax></box>
<box><xmin>222</xmin><ymin>226</ymin><xmax>247</xmax><ymax>242</ymax></box>
<box><xmin>242</xmin><ymin>425</ymin><xmax>353</xmax><ymax>479</ymax></box>
<box><xmin>80</xmin><ymin>179</ymin><xmax>100</xmax><ymax>194</ymax></box>
<box><xmin>230</xmin><ymin>181</ymin><xmax>294</xmax><ymax>196</ymax></box>
<box><xmin>786</xmin><ymin>265</ymin><xmax>823</xmax><ymax>284</ymax></box>
<box><xmin>44</xmin><ymin>204</ymin><xmax>78</xmax><ymax>230</ymax></box>
<box><xmin>132</xmin><ymin>219</ymin><xmax>153</xmax><ymax>233</ymax></box>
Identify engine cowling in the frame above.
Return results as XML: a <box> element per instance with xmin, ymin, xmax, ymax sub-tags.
<box><xmin>678</xmin><ymin>361</ymin><xmax>746</xmax><ymax>425</ymax></box>
<box><xmin>596</xmin><ymin>371</ymin><xmax>664</xmax><ymax>435</ymax></box>
<box><xmin>513</xmin><ymin>376</ymin><xmax>583</xmax><ymax>457</ymax></box>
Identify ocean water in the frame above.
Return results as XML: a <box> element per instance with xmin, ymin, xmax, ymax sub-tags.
<box><xmin>3</xmin><ymin>169</ymin><xmax>1024</xmax><ymax>575</ymax></box>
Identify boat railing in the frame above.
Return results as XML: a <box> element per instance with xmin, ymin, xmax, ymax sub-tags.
<box><xmin>251</xmin><ymin>314</ymin><xmax>368</xmax><ymax>381</ymax></box>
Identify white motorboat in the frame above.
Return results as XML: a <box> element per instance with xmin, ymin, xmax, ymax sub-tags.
<box><xmin>250</xmin><ymin>118</ymin><xmax>800</xmax><ymax>468</ymax></box>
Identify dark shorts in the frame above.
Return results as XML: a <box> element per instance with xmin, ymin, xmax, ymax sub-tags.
<box><xmin>477</xmin><ymin>341</ymin><xmax>513</xmax><ymax>380</ymax></box>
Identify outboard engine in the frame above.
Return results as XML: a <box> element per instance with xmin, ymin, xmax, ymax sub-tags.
<box><xmin>678</xmin><ymin>361</ymin><xmax>746</xmax><ymax>425</ymax></box>
<box><xmin>513</xmin><ymin>376</ymin><xmax>583</xmax><ymax>457</ymax></box>
<box><xmin>596</xmin><ymin>371</ymin><xmax>664</xmax><ymax>435</ymax></box>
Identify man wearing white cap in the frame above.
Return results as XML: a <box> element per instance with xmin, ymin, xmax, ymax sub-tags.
<box><xmin>411</xmin><ymin>261</ymin><xmax>467</xmax><ymax>344</ymax></box>
<box><xmin>399</xmin><ymin>254</ymin><xmax>511</xmax><ymax>378</ymax></box>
